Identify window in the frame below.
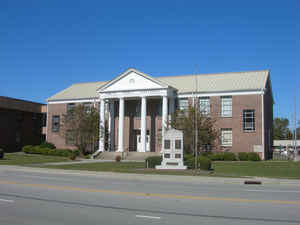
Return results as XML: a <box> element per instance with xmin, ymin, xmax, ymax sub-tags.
<box><xmin>83</xmin><ymin>102</ymin><xmax>92</xmax><ymax>113</ymax></box>
<box><xmin>178</xmin><ymin>98</ymin><xmax>189</xmax><ymax>111</ymax></box>
<box><xmin>175</xmin><ymin>140</ymin><xmax>181</xmax><ymax>149</ymax></box>
<box><xmin>164</xmin><ymin>153</ymin><xmax>170</xmax><ymax>158</ymax></box>
<box><xmin>67</xmin><ymin>103</ymin><xmax>76</xmax><ymax>112</ymax></box>
<box><xmin>199</xmin><ymin>97</ymin><xmax>210</xmax><ymax>116</ymax></box>
<box><xmin>221</xmin><ymin>96</ymin><xmax>232</xmax><ymax>117</ymax></box>
<box><xmin>243</xmin><ymin>110</ymin><xmax>255</xmax><ymax>131</ymax></box>
<box><xmin>52</xmin><ymin>115</ymin><xmax>60</xmax><ymax>132</ymax></box>
<box><xmin>221</xmin><ymin>128</ymin><xmax>232</xmax><ymax>146</ymax></box>
<box><xmin>164</xmin><ymin>140</ymin><xmax>171</xmax><ymax>149</ymax></box>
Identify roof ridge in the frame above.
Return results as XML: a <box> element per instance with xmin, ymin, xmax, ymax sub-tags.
<box><xmin>156</xmin><ymin>69</ymin><xmax>270</xmax><ymax>79</ymax></box>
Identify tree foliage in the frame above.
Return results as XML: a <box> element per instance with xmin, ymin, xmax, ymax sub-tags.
<box><xmin>61</xmin><ymin>104</ymin><xmax>99</xmax><ymax>155</ymax></box>
<box><xmin>273</xmin><ymin>117</ymin><xmax>293</xmax><ymax>140</ymax></box>
<box><xmin>169</xmin><ymin>105</ymin><xmax>219</xmax><ymax>155</ymax></box>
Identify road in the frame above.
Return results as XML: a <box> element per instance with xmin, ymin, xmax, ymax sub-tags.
<box><xmin>0</xmin><ymin>166</ymin><xmax>300</xmax><ymax>225</ymax></box>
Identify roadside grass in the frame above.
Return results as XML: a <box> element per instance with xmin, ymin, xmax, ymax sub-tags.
<box><xmin>2</xmin><ymin>153</ymin><xmax>300</xmax><ymax>179</ymax></box>
<box><xmin>0</xmin><ymin>153</ymin><xmax>69</xmax><ymax>166</ymax></box>
<box><xmin>212</xmin><ymin>161</ymin><xmax>300</xmax><ymax>179</ymax></box>
<box><xmin>40</xmin><ymin>160</ymin><xmax>300</xmax><ymax>179</ymax></box>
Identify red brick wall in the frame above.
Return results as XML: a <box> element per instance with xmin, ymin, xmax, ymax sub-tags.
<box><xmin>0</xmin><ymin>108</ymin><xmax>43</xmax><ymax>152</ymax></box>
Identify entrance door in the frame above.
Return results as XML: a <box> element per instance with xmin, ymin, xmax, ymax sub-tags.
<box><xmin>137</xmin><ymin>135</ymin><xmax>150</xmax><ymax>152</ymax></box>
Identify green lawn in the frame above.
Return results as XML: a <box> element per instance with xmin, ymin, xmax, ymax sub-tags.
<box><xmin>2</xmin><ymin>153</ymin><xmax>300</xmax><ymax>179</ymax></box>
<box><xmin>41</xmin><ymin>160</ymin><xmax>300</xmax><ymax>179</ymax></box>
<box><xmin>212</xmin><ymin>161</ymin><xmax>300</xmax><ymax>179</ymax></box>
<box><xmin>0</xmin><ymin>153</ymin><xmax>69</xmax><ymax>166</ymax></box>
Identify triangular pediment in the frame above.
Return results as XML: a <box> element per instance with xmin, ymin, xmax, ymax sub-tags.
<box><xmin>98</xmin><ymin>68</ymin><xmax>169</xmax><ymax>93</ymax></box>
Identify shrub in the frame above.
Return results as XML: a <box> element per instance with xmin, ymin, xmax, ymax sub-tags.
<box><xmin>184</xmin><ymin>156</ymin><xmax>212</xmax><ymax>170</ymax></box>
<box><xmin>247</xmin><ymin>152</ymin><xmax>261</xmax><ymax>161</ymax></box>
<box><xmin>40</xmin><ymin>141</ymin><xmax>56</xmax><ymax>149</ymax></box>
<box><xmin>22</xmin><ymin>145</ymin><xmax>73</xmax><ymax>157</ymax></box>
<box><xmin>0</xmin><ymin>149</ymin><xmax>4</xmax><ymax>159</ymax></box>
<box><xmin>185</xmin><ymin>155</ymin><xmax>196</xmax><ymax>169</ymax></box>
<box><xmin>115</xmin><ymin>155</ymin><xmax>121</xmax><ymax>162</ymax></box>
<box><xmin>223</xmin><ymin>152</ymin><xmax>236</xmax><ymax>161</ymax></box>
<box><xmin>69</xmin><ymin>151</ymin><xmax>77</xmax><ymax>160</ymax></box>
<box><xmin>209</xmin><ymin>152</ymin><xmax>224</xmax><ymax>161</ymax></box>
<box><xmin>238</xmin><ymin>152</ymin><xmax>248</xmax><ymax>161</ymax></box>
<box><xmin>145</xmin><ymin>156</ymin><xmax>162</xmax><ymax>168</ymax></box>
<box><xmin>198</xmin><ymin>156</ymin><xmax>212</xmax><ymax>170</ymax></box>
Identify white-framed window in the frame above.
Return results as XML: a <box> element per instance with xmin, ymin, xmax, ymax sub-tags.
<box><xmin>243</xmin><ymin>109</ymin><xmax>255</xmax><ymax>132</ymax></box>
<box><xmin>178</xmin><ymin>98</ymin><xmax>189</xmax><ymax>111</ymax></box>
<box><xmin>67</xmin><ymin>103</ymin><xmax>76</xmax><ymax>112</ymax></box>
<box><xmin>83</xmin><ymin>102</ymin><xmax>93</xmax><ymax>113</ymax></box>
<box><xmin>199</xmin><ymin>97</ymin><xmax>210</xmax><ymax>116</ymax></box>
<box><xmin>221</xmin><ymin>128</ymin><xmax>232</xmax><ymax>146</ymax></box>
<box><xmin>221</xmin><ymin>96</ymin><xmax>232</xmax><ymax>117</ymax></box>
<box><xmin>52</xmin><ymin>115</ymin><xmax>60</xmax><ymax>132</ymax></box>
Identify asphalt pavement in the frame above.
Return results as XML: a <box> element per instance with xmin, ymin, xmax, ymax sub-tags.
<box><xmin>0</xmin><ymin>165</ymin><xmax>300</xmax><ymax>225</ymax></box>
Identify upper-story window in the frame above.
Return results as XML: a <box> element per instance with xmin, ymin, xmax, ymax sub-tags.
<box><xmin>67</xmin><ymin>103</ymin><xmax>76</xmax><ymax>112</ymax></box>
<box><xmin>199</xmin><ymin>97</ymin><xmax>210</xmax><ymax>116</ymax></box>
<box><xmin>221</xmin><ymin>96</ymin><xmax>232</xmax><ymax>117</ymax></box>
<box><xmin>52</xmin><ymin>115</ymin><xmax>60</xmax><ymax>132</ymax></box>
<box><xmin>178</xmin><ymin>98</ymin><xmax>189</xmax><ymax>111</ymax></box>
<box><xmin>83</xmin><ymin>102</ymin><xmax>93</xmax><ymax>113</ymax></box>
<box><xmin>243</xmin><ymin>109</ymin><xmax>255</xmax><ymax>132</ymax></box>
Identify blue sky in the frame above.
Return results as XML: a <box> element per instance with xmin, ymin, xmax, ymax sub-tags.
<box><xmin>0</xmin><ymin>0</ymin><xmax>299</xmax><ymax>123</ymax></box>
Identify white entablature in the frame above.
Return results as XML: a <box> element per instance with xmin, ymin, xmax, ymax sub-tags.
<box><xmin>97</xmin><ymin>68</ymin><xmax>176</xmax><ymax>98</ymax></box>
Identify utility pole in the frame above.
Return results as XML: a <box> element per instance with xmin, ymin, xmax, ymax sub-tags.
<box><xmin>194</xmin><ymin>67</ymin><xmax>198</xmax><ymax>170</ymax></box>
<box><xmin>294</xmin><ymin>90</ymin><xmax>297</xmax><ymax>157</ymax></box>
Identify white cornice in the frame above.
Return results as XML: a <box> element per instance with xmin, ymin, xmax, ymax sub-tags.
<box><xmin>48</xmin><ymin>98</ymin><xmax>99</xmax><ymax>104</ymax></box>
<box><xmin>178</xmin><ymin>90</ymin><xmax>264</xmax><ymax>98</ymax></box>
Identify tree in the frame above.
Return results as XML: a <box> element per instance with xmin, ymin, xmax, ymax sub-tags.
<box><xmin>169</xmin><ymin>105</ymin><xmax>219</xmax><ymax>155</ymax></box>
<box><xmin>61</xmin><ymin>104</ymin><xmax>99</xmax><ymax>155</ymax></box>
<box><xmin>273</xmin><ymin>117</ymin><xmax>293</xmax><ymax>140</ymax></box>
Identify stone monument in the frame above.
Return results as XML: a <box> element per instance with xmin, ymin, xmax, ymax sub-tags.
<box><xmin>156</xmin><ymin>128</ymin><xmax>187</xmax><ymax>170</ymax></box>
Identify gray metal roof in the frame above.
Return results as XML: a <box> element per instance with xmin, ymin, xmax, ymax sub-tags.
<box><xmin>47</xmin><ymin>69</ymin><xmax>270</xmax><ymax>101</ymax></box>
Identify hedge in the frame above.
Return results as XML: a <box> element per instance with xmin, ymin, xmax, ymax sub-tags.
<box><xmin>184</xmin><ymin>155</ymin><xmax>212</xmax><ymax>170</ymax></box>
<box><xmin>247</xmin><ymin>152</ymin><xmax>261</xmax><ymax>161</ymax></box>
<box><xmin>145</xmin><ymin>156</ymin><xmax>162</xmax><ymax>168</ymax></box>
<box><xmin>223</xmin><ymin>152</ymin><xmax>236</xmax><ymax>161</ymax></box>
<box><xmin>238</xmin><ymin>152</ymin><xmax>248</xmax><ymax>161</ymax></box>
<box><xmin>22</xmin><ymin>145</ymin><xmax>79</xmax><ymax>158</ymax></box>
<box><xmin>40</xmin><ymin>141</ymin><xmax>56</xmax><ymax>149</ymax></box>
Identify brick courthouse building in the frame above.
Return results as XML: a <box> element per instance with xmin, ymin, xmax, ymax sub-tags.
<box><xmin>47</xmin><ymin>68</ymin><xmax>273</xmax><ymax>160</ymax></box>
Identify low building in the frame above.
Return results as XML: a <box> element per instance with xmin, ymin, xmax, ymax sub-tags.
<box><xmin>46</xmin><ymin>68</ymin><xmax>273</xmax><ymax>159</ymax></box>
<box><xmin>0</xmin><ymin>96</ymin><xmax>46</xmax><ymax>152</ymax></box>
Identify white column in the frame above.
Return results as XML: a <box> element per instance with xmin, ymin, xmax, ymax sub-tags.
<box><xmin>108</xmin><ymin>100</ymin><xmax>115</xmax><ymax>152</ymax></box>
<box><xmin>117</xmin><ymin>97</ymin><xmax>124</xmax><ymax>152</ymax></box>
<box><xmin>162</xmin><ymin>96</ymin><xmax>168</xmax><ymax>140</ymax></box>
<box><xmin>141</xmin><ymin>96</ymin><xmax>147</xmax><ymax>152</ymax></box>
<box><xmin>99</xmin><ymin>99</ymin><xmax>105</xmax><ymax>152</ymax></box>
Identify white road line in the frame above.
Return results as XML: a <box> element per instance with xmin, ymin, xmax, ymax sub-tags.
<box><xmin>0</xmin><ymin>198</ymin><xmax>14</xmax><ymax>203</ymax></box>
<box><xmin>136</xmin><ymin>215</ymin><xmax>161</xmax><ymax>220</ymax></box>
<box><xmin>247</xmin><ymin>189</ymin><xmax>300</xmax><ymax>193</ymax></box>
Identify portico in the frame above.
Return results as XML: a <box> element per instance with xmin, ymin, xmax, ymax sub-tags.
<box><xmin>96</xmin><ymin>69</ymin><xmax>176</xmax><ymax>154</ymax></box>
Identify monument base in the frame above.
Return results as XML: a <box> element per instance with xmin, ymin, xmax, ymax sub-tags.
<box><xmin>156</xmin><ymin>165</ymin><xmax>187</xmax><ymax>170</ymax></box>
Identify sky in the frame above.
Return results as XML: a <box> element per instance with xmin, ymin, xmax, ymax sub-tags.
<box><xmin>0</xmin><ymin>0</ymin><xmax>299</xmax><ymax>124</ymax></box>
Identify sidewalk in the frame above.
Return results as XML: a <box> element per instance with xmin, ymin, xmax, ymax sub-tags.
<box><xmin>1</xmin><ymin>165</ymin><xmax>300</xmax><ymax>187</ymax></box>
<box><xmin>43</xmin><ymin>159</ymin><xmax>144</xmax><ymax>166</ymax></box>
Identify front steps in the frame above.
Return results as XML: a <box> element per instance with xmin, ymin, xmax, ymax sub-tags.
<box><xmin>95</xmin><ymin>151</ymin><xmax>160</xmax><ymax>161</ymax></box>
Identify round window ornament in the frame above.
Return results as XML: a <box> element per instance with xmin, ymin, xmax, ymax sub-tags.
<box><xmin>129</xmin><ymin>78</ymin><xmax>135</xmax><ymax>84</ymax></box>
